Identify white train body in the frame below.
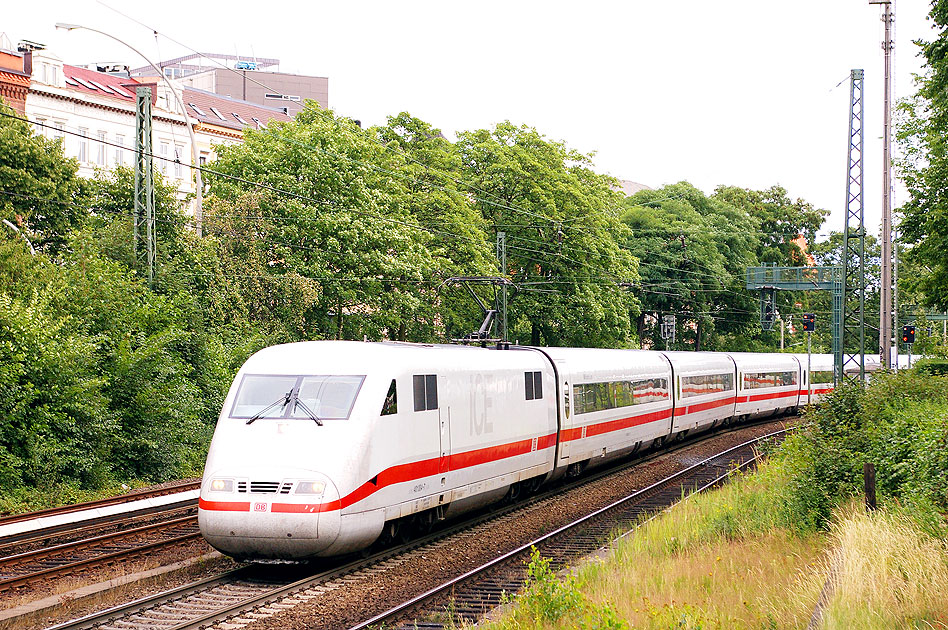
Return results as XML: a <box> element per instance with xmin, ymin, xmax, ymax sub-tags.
<box><xmin>199</xmin><ymin>341</ymin><xmax>846</xmax><ymax>561</ymax></box>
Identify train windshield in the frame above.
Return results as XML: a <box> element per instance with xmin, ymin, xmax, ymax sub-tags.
<box><xmin>231</xmin><ymin>374</ymin><xmax>365</xmax><ymax>421</ymax></box>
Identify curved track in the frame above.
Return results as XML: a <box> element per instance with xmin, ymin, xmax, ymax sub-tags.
<box><xmin>355</xmin><ymin>429</ymin><xmax>782</xmax><ymax>629</ymax></box>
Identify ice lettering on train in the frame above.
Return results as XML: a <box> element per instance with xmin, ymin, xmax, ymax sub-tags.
<box><xmin>469</xmin><ymin>373</ymin><xmax>494</xmax><ymax>436</ymax></box>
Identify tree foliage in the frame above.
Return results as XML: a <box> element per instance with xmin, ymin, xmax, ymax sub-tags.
<box><xmin>456</xmin><ymin>122</ymin><xmax>639</xmax><ymax>347</ymax></box>
<box><xmin>897</xmin><ymin>1</ymin><xmax>948</xmax><ymax>308</ymax></box>
<box><xmin>0</xmin><ymin>103</ymin><xmax>86</xmax><ymax>252</ymax></box>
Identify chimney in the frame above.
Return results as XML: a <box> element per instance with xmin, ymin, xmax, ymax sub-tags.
<box><xmin>23</xmin><ymin>50</ymin><xmax>32</xmax><ymax>76</ymax></box>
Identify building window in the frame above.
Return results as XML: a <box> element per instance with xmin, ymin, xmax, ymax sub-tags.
<box><xmin>96</xmin><ymin>131</ymin><xmax>106</xmax><ymax>165</ymax></box>
<box><xmin>114</xmin><ymin>134</ymin><xmax>125</xmax><ymax>166</ymax></box>
<box><xmin>413</xmin><ymin>375</ymin><xmax>438</xmax><ymax>412</ymax></box>
<box><xmin>159</xmin><ymin>141</ymin><xmax>169</xmax><ymax>174</ymax></box>
<box><xmin>78</xmin><ymin>128</ymin><xmax>88</xmax><ymax>162</ymax></box>
<box><xmin>33</xmin><ymin>117</ymin><xmax>47</xmax><ymax>137</ymax></box>
<box><xmin>52</xmin><ymin>122</ymin><xmax>65</xmax><ymax>143</ymax></box>
<box><xmin>174</xmin><ymin>144</ymin><xmax>184</xmax><ymax>179</ymax></box>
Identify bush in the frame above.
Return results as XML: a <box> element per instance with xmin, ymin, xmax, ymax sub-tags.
<box><xmin>780</xmin><ymin>370</ymin><xmax>948</xmax><ymax>531</ymax></box>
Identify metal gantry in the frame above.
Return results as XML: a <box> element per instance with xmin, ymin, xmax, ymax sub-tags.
<box><xmin>746</xmin><ymin>265</ymin><xmax>844</xmax><ymax>383</ymax></box>
<box><xmin>134</xmin><ymin>86</ymin><xmax>155</xmax><ymax>286</ymax></box>
<box><xmin>842</xmin><ymin>69</ymin><xmax>867</xmax><ymax>381</ymax></box>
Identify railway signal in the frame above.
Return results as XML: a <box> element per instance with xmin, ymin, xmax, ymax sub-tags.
<box><xmin>901</xmin><ymin>325</ymin><xmax>915</xmax><ymax>345</ymax></box>
<box><xmin>802</xmin><ymin>313</ymin><xmax>815</xmax><ymax>332</ymax></box>
<box><xmin>803</xmin><ymin>313</ymin><xmax>815</xmax><ymax>406</ymax></box>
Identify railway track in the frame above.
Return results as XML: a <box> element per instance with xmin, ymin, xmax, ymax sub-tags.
<box><xmin>357</xmin><ymin>429</ymin><xmax>781</xmax><ymax>629</ymax></box>
<box><xmin>41</xmin><ymin>421</ymin><xmax>788</xmax><ymax>630</ymax></box>
<box><xmin>0</xmin><ymin>480</ymin><xmax>200</xmax><ymax>548</ymax></box>
<box><xmin>0</xmin><ymin>514</ymin><xmax>200</xmax><ymax>592</ymax></box>
<box><xmin>0</xmin><ymin>481</ymin><xmax>202</xmax><ymax>596</ymax></box>
<box><xmin>0</xmin><ymin>480</ymin><xmax>200</xmax><ymax>529</ymax></box>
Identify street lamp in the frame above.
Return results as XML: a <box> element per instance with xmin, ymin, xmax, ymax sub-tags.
<box><xmin>55</xmin><ymin>22</ymin><xmax>204</xmax><ymax>236</ymax></box>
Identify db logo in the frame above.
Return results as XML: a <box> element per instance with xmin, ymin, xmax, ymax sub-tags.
<box><xmin>254</xmin><ymin>502</ymin><xmax>268</xmax><ymax>512</ymax></box>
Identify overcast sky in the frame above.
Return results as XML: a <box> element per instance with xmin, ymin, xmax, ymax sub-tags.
<box><xmin>3</xmin><ymin>1</ymin><xmax>939</xmax><ymax>240</ymax></box>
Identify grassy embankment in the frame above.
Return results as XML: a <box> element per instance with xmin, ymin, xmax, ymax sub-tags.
<box><xmin>481</xmin><ymin>368</ymin><xmax>948</xmax><ymax>630</ymax></box>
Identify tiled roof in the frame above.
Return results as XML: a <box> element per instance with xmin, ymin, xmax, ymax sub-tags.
<box><xmin>62</xmin><ymin>64</ymin><xmax>143</xmax><ymax>102</ymax></box>
<box><xmin>183</xmin><ymin>87</ymin><xmax>291</xmax><ymax>131</ymax></box>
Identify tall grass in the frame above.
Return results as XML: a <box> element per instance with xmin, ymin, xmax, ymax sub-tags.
<box><xmin>819</xmin><ymin>505</ymin><xmax>948</xmax><ymax>629</ymax></box>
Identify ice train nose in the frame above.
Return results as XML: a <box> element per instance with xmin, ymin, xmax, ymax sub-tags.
<box><xmin>198</xmin><ymin>474</ymin><xmax>341</xmax><ymax>561</ymax></box>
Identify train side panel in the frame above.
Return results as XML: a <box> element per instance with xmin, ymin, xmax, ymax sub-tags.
<box><xmin>540</xmin><ymin>348</ymin><xmax>674</xmax><ymax>474</ymax></box>
<box><xmin>730</xmin><ymin>352</ymin><xmax>801</xmax><ymax>418</ymax></box>
<box><xmin>662</xmin><ymin>351</ymin><xmax>737</xmax><ymax>432</ymax></box>
<box><xmin>794</xmin><ymin>353</ymin><xmax>835</xmax><ymax>405</ymax></box>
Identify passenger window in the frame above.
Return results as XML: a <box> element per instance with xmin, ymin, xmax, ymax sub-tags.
<box><xmin>525</xmin><ymin>371</ymin><xmax>543</xmax><ymax>400</ymax></box>
<box><xmin>413</xmin><ymin>374</ymin><xmax>438</xmax><ymax>411</ymax></box>
<box><xmin>381</xmin><ymin>379</ymin><xmax>397</xmax><ymax>415</ymax></box>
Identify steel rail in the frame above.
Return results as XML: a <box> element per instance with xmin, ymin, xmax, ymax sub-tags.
<box><xmin>0</xmin><ymin>529</ymin><xmax>202</xmax><ymax>592</ymax></box>
<box><xmin>0</xmin><ymin>504</ymin><xmax>197</xmax><ymax>556</ymax></box>
<box><xmin>0</xmin><ymin>515</ymin><xmax>197</xmax><ymax>570</ymax></box>
<box><xmin>348</xmin><ymin>429</ymin><xmax>786</xmax><ymax>630</ymax></box>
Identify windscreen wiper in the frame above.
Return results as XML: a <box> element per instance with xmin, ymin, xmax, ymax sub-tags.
<box><xmin>293</xmin><ymin>397</ymin><xmax>324</xmax><ymax>426</ymax></box>
<box><xmin>246</xmin><ymin>391</ymin><xmax>292</xmax><ymax>425</ymax></box>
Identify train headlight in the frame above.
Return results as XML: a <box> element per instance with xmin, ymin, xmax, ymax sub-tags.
<box><xmin>209</xmin><ymin>478</ymin><xmax>234</xmax><ymax>492</ymax></box>
<box><xmin>295</xmin><ymin>480</ymin><xmax>326</xmax><ymax>496</ymax></box>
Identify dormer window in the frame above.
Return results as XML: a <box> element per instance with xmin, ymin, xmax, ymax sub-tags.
<box><xmin>209</xmin><ymin>106</ymin><xmax>227</xmax><ymax>121</ymax></box>
<box><xmin>189</xmin><ymin>102</ymin><xmax>207</xmax><ymax>117</ymax></box>
<box><xmin>233</xmin><ymin>113</ymin><xmax>249</xmax><ymax>125</ymax></box>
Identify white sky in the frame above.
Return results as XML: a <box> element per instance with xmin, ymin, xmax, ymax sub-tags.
<box><xmin>3</xmin><ymin>1</ymin><xmax>940</xmax><ymax>241</ymax></box>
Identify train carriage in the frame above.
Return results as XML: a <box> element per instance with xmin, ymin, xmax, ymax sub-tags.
<box><xmin>539</xmin><ymin>348</ymin><xmax>674</xmax><ymax>475</ymax></box>
<box><xmin>664</xmin><ymin>351</ymin><xmax>737</xmax><ymax>433</ymax></box>
<box><xmin>794</xmin><ymin>353</ymin><xmax>835</xmax><ymax>406</ymax></box>
<box><xmin>731</xmin><ymin>352</ymin><xmax>802</xmax><ymax>418</ymax></box>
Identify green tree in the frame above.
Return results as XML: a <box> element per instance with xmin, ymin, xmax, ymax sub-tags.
<box><xmin>712</xmin><ymin>185</ymin><xmax>826</xmax><ymax>266</ymax></box>
<box><xmin>456</xmin><ymin>122</ymin><xmax>639</xmax><ymax>347</ymax></box>
<box><xmin>0</xmin><ymin>102</ymin><xmax>87</xmax><ymax>253</ymax></box>
<box><xmin>374</xmin><ymin>113</ymin><xmax>496</xmax><ymax>339</ymax></box>
<box><xmin>897</xmin><ymin>0</ymin><xmax>948</xmax><ymax>308</ymax></box>
<box><xmin>208</xmin><ymin>102</ymin><xmax>434</xmax><ymax>341</ymax></box>
<box><xmin>621</xmin><ymin>182</ymin><xmax>758</xmax><ymax>350</ymax></box>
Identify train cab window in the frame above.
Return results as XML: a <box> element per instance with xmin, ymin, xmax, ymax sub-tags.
<box><xmin>381</xmin><ymin>379</ymin><xmax>398</xmax><ymax>415</ymax></box>
<box><xmin>413</xmin><ymin>374</ymin><xmax>438</xmax><ymax>411</ymax></box>
<box><xmin>231</xmin><ymin>374</ymin><xmax>364</xmax><ymax>421</ymax></box>
<box><xmin>525</xmin><ymin>371</ymin><xmax>543</xmax><ymax>400</ymax></box>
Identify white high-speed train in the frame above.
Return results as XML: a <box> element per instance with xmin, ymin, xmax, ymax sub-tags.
<box><xmin>198</xmin><ymin>341</ymin><xmax>844</xmax><ymax>561</ymax></box>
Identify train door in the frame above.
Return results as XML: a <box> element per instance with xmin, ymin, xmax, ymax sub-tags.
<box><xmin>555</xmin><ymin>360</ymin><xmax>572</xmax><ymax>465</ymax></box>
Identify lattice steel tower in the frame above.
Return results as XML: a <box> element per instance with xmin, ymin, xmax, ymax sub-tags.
<box><xmin>841</xmin><ymin>69</ymin><xmax>867</xmax><ymax>382</ymax></box>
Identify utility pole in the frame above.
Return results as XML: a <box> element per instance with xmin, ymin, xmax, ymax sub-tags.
<box><xmin>842</xmin><ymin>69</ymin><xmax>867</xmax><ymax>382</ymax></box>
<box><xmin>495</xmin><ymin>231</ymin><xmax>508</xmax><ymax>343</ymax></box>
<box><xmin>134</xmin><ymin>86</ymin><xmax>155</xmax><ymax>286</ymax></box>
<box><xmin>870</xmin><ymin>0</ymin><xmax>895</xmax><ymax>368</ymax></box>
